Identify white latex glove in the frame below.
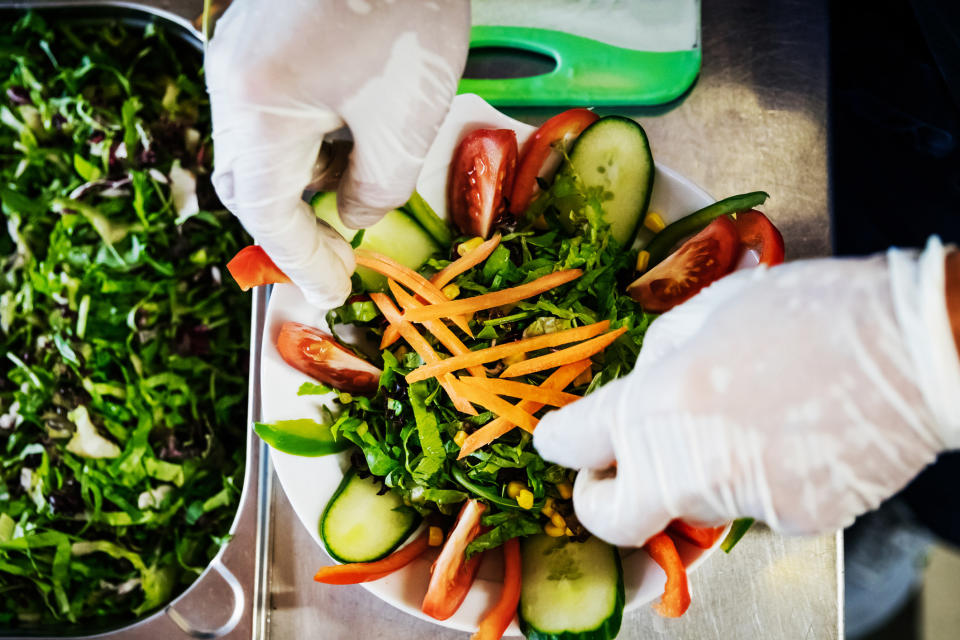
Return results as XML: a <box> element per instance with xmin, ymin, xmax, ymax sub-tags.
<box><xmin>206</xmin><ymin>0</ymin><xmax>470</xmax><ymax>308</ymax></box>
<box><xmin>534</xmin><ymin>237</ymin><xmax>960</xmax><ymax>548</ymax></box>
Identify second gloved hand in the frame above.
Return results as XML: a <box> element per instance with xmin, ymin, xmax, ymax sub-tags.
<box><xmin>206</xmin><ymin>0</ymin><xmax>470</xmax><ymax>308</ymax></box>
<box><xmin>534</xmin><ymin>238</ymin><xmax>960</xmax><ymax>548</ymax></box>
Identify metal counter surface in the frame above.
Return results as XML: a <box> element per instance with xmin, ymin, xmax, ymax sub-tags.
<box><xmin>267</xmin><ymin>1</ymin><xmax>840</xmax><ymax>639</ymax></box>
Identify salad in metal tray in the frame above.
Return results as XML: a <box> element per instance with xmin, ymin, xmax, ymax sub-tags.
<box><xmin>233</xmin><ymin>106</ymin><xmax>783</xmax><ymax>639</ymax></box>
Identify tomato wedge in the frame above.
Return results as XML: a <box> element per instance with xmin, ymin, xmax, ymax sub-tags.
<box><xmin>471</xmin><ymin>537</ymin><xmax>521</xmax><ymax>640</ymax></box>
<box><xmin>313</xmin><ymin>533</ymin><xmax>430</xmax><ymax>584</ymax></box>
<box><xmin>627</xmin><ymin>216</ymin><xmax>740</xmax><ymax>312</ymax></box>
<box><xmin>226</xmin><ymin>245</ymin><xmax>290</xmax><ymax>291</ymax></box>
<box><xmin>422</xmin><ymin>499</ymin><xmax>487</xmax><ymax>621</ymax></box>
<box><xmin>448</xmin><ymin>129</ymin><xmax>518</xmax><ymax>239</ymax></box>
<box><xmin>276</xmin><ymin>322</ymin><xmax>381</xmax><ymax>395</ymax></box>
<box><xmin>508</xmin><ymin>108</ymin><xmax>599</xmax><ymax>216</ymax></box>
<box><xmin>733</xmin><ymin>210</ymin><xmax>785</xmax><ymax>267</ymax></box>
<box><xmin>644</xmin><ymin>531</ymin><xmax>691</xmax><ymax>618</ymax></box>
<box><xmin>667</xmin><ymin>520</ymin><xmax>726</xmax><ymax>550</ymax></box>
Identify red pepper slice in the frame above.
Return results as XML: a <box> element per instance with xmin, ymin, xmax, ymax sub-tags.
<box><xmin>422</xmin><ymin>499</ymin><xmax>487</xmax><ymax>620</ymax></box>
<box><xmin>313</xmin><ymin>533</ymin><xmax>430</xmax><ymax>584</ymax></box>
<box><xmin>226</xmin><ymin>245</ymin><xmax>290</xmax><ymax>290</ymax></box>
<box><xmin>508</xmin><ymin>108</ymin><xmax>599</xmax><ymax>215</ymax></box>
<box><xmin>644</xmin><ymin>531</ymin><xmax>691</xmax><ymax>618</ymax></box>
<box><xmin>667</xmin><ymin>520</ymin><xmax>726</xmax><ymax>550</ymax></box>
<box><xmin>471</xmin><ymin>537</ymin><xmax>521</xmax><ymax>640</ymax></box>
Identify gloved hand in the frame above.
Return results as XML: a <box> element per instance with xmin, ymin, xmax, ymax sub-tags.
<box><xmin>205</xmin><ymin>0</ymin><xmax>470</xmax><ymax>308</ymax></box>
<box><xmin>534</xmin><ymin>237</ymin><xmax>960</xmax><ymax>548</ymax></box>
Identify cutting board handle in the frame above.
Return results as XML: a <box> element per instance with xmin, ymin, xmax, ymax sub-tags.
<box><xmin>459</xmin><ymin>26</ymin><xmax>701</xmax><ymax>107</ymax></box>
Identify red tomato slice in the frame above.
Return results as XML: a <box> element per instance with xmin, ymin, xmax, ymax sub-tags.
<box><xmin>226</xmin><ymin>245</ymin><xmax>290</xmax><ymax>291</ymax></box>
<box><xmin>733</xmin><ymin>210</ymin><xmax>785</xmax><ymax>267</ymax></box>
<box><xmin>448</xmin><ymin>129</ymin><xmax>518</xmax><ymax>239</ymax></box>
<box><xmin>421</xmin><ymin>499</ymin><xmax>487</xmax><ymax>621</ymax></box>
<box><xmin>276</xmin><ymin>322</ymin><xmax>381</xmax><ymax>395</ymax></box>
<box><xmin>508</xmin><ymin>108</ymin><xmax>599</xmax><ymax>215</ymax></box>
<box><xmin>627</xmin><ymin>216</ymin><xmax>740</xmax><ymax>312</ymax></box>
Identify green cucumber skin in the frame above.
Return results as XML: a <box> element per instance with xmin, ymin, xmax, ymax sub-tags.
<box><xmin>405</xmin><ymin>190</ymin><xmax>453</xmax><ymax>248</ymax></box>
<box><xmin>319</xmin><ymin>468</ymin><xmax>421</xmax><ymax>564</ymax></box>
<box><xmin>566</xmin><ymin>116</ymin><xmax>655</xmax><ymax>248</ymax></box>
<box><xmin>311</xmin><ymin>192</ymin><xmax>440</xmax><ymax>291</ymax></box>
<box><xmin>518</xmin><ymin>536</ymin><xmax>625</xmax><ymax>640</ymax></box>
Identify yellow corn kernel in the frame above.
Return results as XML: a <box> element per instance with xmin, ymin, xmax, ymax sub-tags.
<box><xmin>644</xmin><ymin>212</ymin><xmax>666</xmax><ymax>233</ymax></box>
<box><xmin>557</xmin><ymin>482</ymin><xmax>573</xmax><ymax>500</ymax></box>
<box><xmin>573</xmin><ymin>366</ymin><xmax>593</xmax><ymax>387</ymax></box>
<box><xmin>503</xmin><ymin>352</ymin><xmax>526</xmax><ymax>366</ymax></box>
<box><xmin>544</xmin><ymin>523</ymin><xmax>565</xmax><ymax>537</ymax></box>
<box><xmin>517</xmin><ymin>489</ymin><xmax>535</xmax><ymax>510</ymax></box>
<box><xmin>635</xmin><ymin>250</ymin><xmax>650</xmax><ymax>274</ymax></box>
<box><xmin>550</xmin><ymin>512</ymin><xmax>566</xmax><ymax>529</ymax></box>
<box><xmin>533</xmin><ymin>214</ymin><xmax>549</xmax><ymax>230</ymax></box>
<box><xmin>565</xmin><ymin>527</ymin><xmax>574</xmax><ymax>537</ymax></box>
<box><xmin>453</xmin><ymin>430</ymin><xmax>467</xmax><ymax>447</ymax></box>
<box><xmin>541</xmin><ymin>497</ymin><xmax>556</xmax><ymax>518</ymax></box>
<box><xmin>457</xmin><ymin>236</ymin><xmax>485</xmax><ymax>256</ymax></box>
<box><xmin>428</xmin><ymin>526</ymin><xmax>444</xmax><ymax>547</ymax></box>
<box><xmin>506</xmin><ymin>481</ymin><xmax>526</xmax><ymax>499</ymax></box>
<box><xmin>442</xmin><ymin>283</ymin><xmax>460</xmax><ymax>300</ymax></box>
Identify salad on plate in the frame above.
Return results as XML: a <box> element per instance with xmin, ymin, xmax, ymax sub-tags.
<box><xmin>232</xmin><ymin>96</ymin><xmax>784</xmax><ymax>639</ymax></box>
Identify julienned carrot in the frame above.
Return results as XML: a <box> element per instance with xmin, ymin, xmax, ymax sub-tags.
<box><xmin>471</xmin><ymin>537</ymin><xmax>521</xmax><ymax>640</ymax></box>
<box><xmin>370</xmin><ymin>293</ymin><xmax>477</xmax><ymax>416</ymax></box>
<box><xmin>406</xmin><ymin>321</ymin><xmax>610</xmax><ymax>384</ymax></box>
<box><xmin>448</xmin><ymin>380</ymin><xmax>540</xmax><ymax>433</ymax></box>
<box><xmin>645</xmin><ymin>531</ymin><xmax>691</xmax><ymax>618</ymax></box>
<box><xmin>355</xmin><ymin>250</ymin><xmax>472</xmax><ymax>337</ymax></box>
<box><xmin>389</xmin><ymin>280</ymin><xmax>485</xmax><ymax>378</ymax></box>
<box><xmin>500</xmin><ymin>327</ymin><xmax>627</xmax><ymax>378</ymax></box>
<box><xmin>403</xmin><ymin>269</ymin><xmax>583</xmax><ymax>322</ymax></box>
<box><xmin>431</xmin><ymin>234</ymin><xmax>502</xmax><ymax>290</ymax></box>
<box><xmin>458</xmin><ymin>376</ymin><xmax>579</xmax><ymax>407</ymax></box>
<box><xmin>314</xmin><ymin>533</ymin><xmax>430</xmax><ymax>584</ymax></box>
<box><xmin>458</xmin><ymin>360</ymin><xmax>591</xmax><ymax>458</ymax></box>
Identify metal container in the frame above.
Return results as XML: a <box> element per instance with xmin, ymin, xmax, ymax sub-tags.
<box><xmin>0</xmin><ymin>4</ymin><xmax>270</xmax><ymax>638</ymax></box>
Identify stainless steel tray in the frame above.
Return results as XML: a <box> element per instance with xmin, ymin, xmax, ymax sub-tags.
<box><xmin>0</xmin><ymin>4</ymin><xmax>270</xmax><ymax>638</ymax></box>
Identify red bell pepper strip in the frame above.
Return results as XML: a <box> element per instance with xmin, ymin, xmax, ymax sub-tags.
<box><xmin>668</xmin><ymin>520</ymin><xmax>726</xmax><ymax>550</ymax></box>
<box><xmin>644</xmin><ymin>531</ymin><xmax>691</xmax><ymax>618</ymax></box>
<box><xmin>313</xmin><ymin>533</ymin><xmax>430</xmax><ymax>585</ymax></box>
<box><xmin>732</xmin><ymin>210</ymin><xmax>785</xmax><ymax>266</ymax></box>
<box><xmin>471</xmin><ymin>537</ymin><xmax>521</xmax><ymax>640</ymax></box>
<box><xmin>226</xmin><ymin>245</ymin><xmax>290</xmax><ymax>290</ymax></box>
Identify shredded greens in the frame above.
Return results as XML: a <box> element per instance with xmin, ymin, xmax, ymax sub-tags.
<box><xmin>301</xmin><ymin>168</ymin><xmax>657</xmax><ymax>558</ymax></box>
<box><xmin>0</xmin><ymin>14</ymin><xmax>249</xmax><ymax>628</ymax></box>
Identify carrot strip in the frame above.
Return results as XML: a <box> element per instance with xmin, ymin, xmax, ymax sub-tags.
<box><xmin>355</xmin><ymin>250</ymin><xmax>473</xmax><ymax>337</ymax></box>
<box><xmin>431</xmin><ymin>234</ymin><xmax>502</xmax><ymax>290</ymax></box>
<box><xmin>448</xmin><ymin>380</ymin><xmax>540</xmax><ymax>433</ymax></box>
<box><xmin>403</xmin><ymin>269</ymin><xmax>583</xmax><ymax>322</ymax></box>
<box><xmin>388</xmin><ymin>280</ymin><xmax>486</xmax><ymax>378</ymax></box>
<box><xmin>471</xmin><ymin>537</ymin><xmax>521</xmax><ymax>640</ymax></box>
<box><xmin>500</xmin><ymin>327</ymin><xmax>627</xmax><ymax>378</ymax></box>
<box><xmin>370</xmin><ymin>293</ymin><xmax>477</xmax><ymax>416</ymax></box>
<box><xmin>645</xmin><ymin>531</ymin><xmax>691</xmax><ymax>618</ymax></box>
<box><xmin>314</xmin><ymin>533</ymin><xmax>430</xmax><ymax>584</ymax></box>
<box><xmin>457</xmin><ymin>376</ymin><xmax>579</xmax><ymax>407</ymax></box>
<box><xmin>458</xmin><ymin>360</ymin><xmax>591</xmax><ymax>458</ymax></box>
<box><xmin>406</xmin><ymin>321</ymin><xmax>609</xmax><ymax>383</ymax></box>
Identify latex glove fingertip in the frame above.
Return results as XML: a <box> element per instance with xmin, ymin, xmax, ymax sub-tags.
<box><xmin>573</xmin><ymin>469</ymin><xmax>669</xmax><ymax>549</ymax></box>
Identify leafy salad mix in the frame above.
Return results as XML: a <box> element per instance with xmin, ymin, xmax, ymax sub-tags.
<box><xmin>242</xmin><ymin>106</ymin><xmax>782</xmax><ymax>639</ymax></box>
<box><xmin>0</xmin><ymin>14</ymin><xmax>249</xmax><ymax>628</ymax></box>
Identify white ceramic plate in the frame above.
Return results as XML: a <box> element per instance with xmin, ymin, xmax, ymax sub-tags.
<box><xmin>262</xmin><ymin>94</ymin><xmax>726</xmax><ymax>636</ymax></box>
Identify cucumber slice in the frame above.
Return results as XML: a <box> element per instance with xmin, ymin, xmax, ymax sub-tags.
<box><xmin>311</xmin><ymin>192</ymin><xmax>440</xmax><ymax>291</ymax></box>
<box><xmin>519</xmin><ymin>535</ymin><xmax>624</xmax><ymax>640</ymax></box>
<box><xmin>565</xmin><ymin>116</ymin><xmax>654</xmax><ymax>247</ymax></box>
<box><xmin>319</xmin><ymin>468</ymin><xmax>420</xmax><ymax>563</ymax></box>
